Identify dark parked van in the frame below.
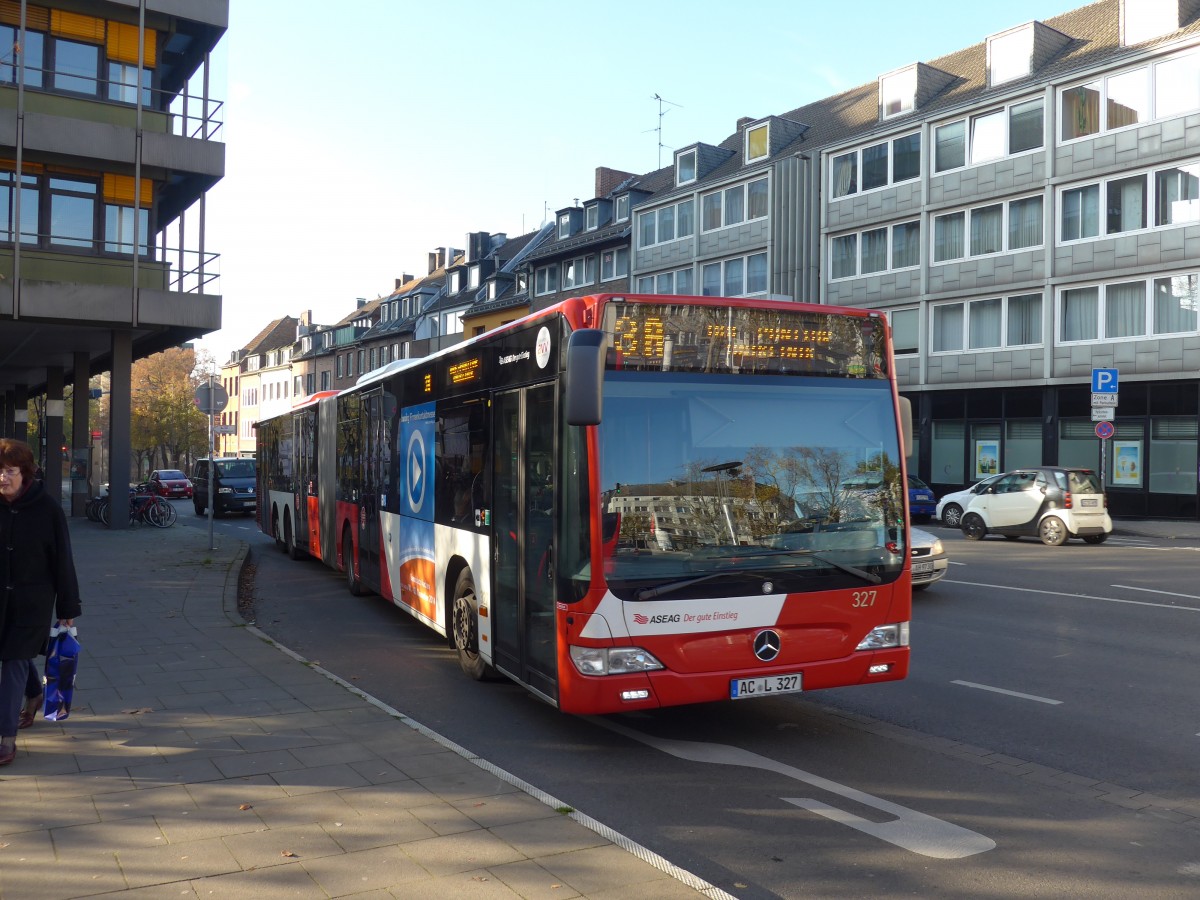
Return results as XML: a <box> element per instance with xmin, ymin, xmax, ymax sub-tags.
<box><xmin>192</xmin><ymin>457</ymin><xmax>257</xmax><ymax>516</ymax></box>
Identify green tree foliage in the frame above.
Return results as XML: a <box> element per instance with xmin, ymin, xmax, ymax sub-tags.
<box><xmin>130</xmin><ymin>348</ymin><xmax>211</xmax><ymax>474</ymax></box>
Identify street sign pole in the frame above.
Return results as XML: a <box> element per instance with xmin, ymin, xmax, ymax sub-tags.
<box><xmin>1091</xmin><ymin>369</ymin><xmax>1118</xmax><ymax>490</ymax></box>
<box><xmin>207</xmin><ymin>372</ymin><xmax>217</xmax><ymax>549</ymax></box>
<box><xmin>193</xmin><ymin>376</ymin><xmax>229</xmax><ymax>551</ymax></box>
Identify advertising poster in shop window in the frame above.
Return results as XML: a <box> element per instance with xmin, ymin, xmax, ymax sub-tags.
<box><xmin>974</xmin><ymin>441</ymin><xmax>1000</xmax><ymax>479</ymax></box>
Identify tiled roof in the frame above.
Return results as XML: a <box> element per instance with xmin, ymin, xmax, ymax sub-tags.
<box><xmin>332</xmin><ymin>296</ymin><xmax>384</xmax><ymax>328</ymax></box>
<box><xmin>241</xmin><ymin>316</ymin><xmax>297</xmax><ymax>354</ymax></box>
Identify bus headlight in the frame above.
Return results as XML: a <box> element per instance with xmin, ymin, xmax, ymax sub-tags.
<box><xmin>856</xmin><ymin>622</ymin><xmax>910</xmax><ymax>651</ymax></box>
<box><xmin>570</xmin><ymin>645</ymin><xmax>665</xmax><ymax>676</ymax></box>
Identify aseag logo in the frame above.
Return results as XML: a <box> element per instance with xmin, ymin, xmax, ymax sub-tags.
<box><xmin>633</xmin><ymin>613</ymin><xmax>680</xmax><ymax>624</ymax></box>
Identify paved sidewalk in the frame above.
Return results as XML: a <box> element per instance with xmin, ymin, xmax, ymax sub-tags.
<box><xmin>0</xmin><ymin>520</ymin><xmax>717</xmax><ymax>900</ymax></box>
<box><xmin>1113</xmin><ymin>517</ymin><xmax>1200</xmax><ymax>540</ymax></box>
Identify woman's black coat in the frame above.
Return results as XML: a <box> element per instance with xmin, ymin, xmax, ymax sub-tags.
<box><xmin>0</xmin><ymin>479</ymin><xmax>82</xmax><ymax>660</ymax></box>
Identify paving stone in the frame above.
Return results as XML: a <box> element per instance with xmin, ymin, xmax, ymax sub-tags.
<box><xmin>401</xmin><ymin>829</ymin><xmax>527</xmax><ymax>877</ymax></box>
<box><xmin>300</xmin><ymin>843</ymin><xmax>430</xmax><ymax>895</ymax></box>
<box><xmin>221</xmin><ymin>822</ymin><xmax>347</xmax><ymax>870</ymax></box>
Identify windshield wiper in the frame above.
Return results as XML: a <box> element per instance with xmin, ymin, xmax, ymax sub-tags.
<box><xmin>636</xmin><ymin>569</ymin><xmax>778</xmax><ymax>601</ymax></box>
<box><xmin>708</xmin><ymin>547</ymin><xmax>884</xmax><ymax>586</ymax></box>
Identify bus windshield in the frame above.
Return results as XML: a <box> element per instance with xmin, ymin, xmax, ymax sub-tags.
<box><xmin>598</xmin><ymin>371</ymin><xmax>906</xmax><ymax>599</ymax></box>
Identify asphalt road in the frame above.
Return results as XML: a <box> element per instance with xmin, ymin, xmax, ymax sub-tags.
<box><xmin>178</xmin><ymin>506</ymin><xmax>1200</xmax><ymax>898</ymax></box>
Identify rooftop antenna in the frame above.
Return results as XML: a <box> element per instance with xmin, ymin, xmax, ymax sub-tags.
<box><xmin>646</xmin><ymin>93</ymin><xmax>683</xmax><ymax>170</ymax></box>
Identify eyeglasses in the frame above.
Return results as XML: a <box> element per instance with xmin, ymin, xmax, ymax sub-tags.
<box><xmin>0</xmin><ymin>468</ymin><xmax>21</xmax><ymax>479</ymax></box>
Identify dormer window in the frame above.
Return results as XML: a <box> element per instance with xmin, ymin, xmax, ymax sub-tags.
<box><xmin>1121</xmin><ymin>0</ymin><xmax>1185</xmax><ymax>46</ymax></box>
<box><xmin>488</xmin><ymin>280</ymin><xmax>500</xmax><ymax>300</ymax></box>
<box><xmin>469</xmin><ymin>265</ymin><xmax>480</xmax><ymax>289</ymax></box>
<box><xmin>614</xmin><ymin>195</ymin><xmax>630</xmax><ymax>222</ymax></box>
<box><xmin>745</xmin><ymin>122</ymin><xmax>769</xmax><ymax>163</ymax></box>
<box><xmin>989</xmin><ymin>25</ymin><xmax>1034</xmax><ymax>86</ymax></box>
<box><xmin>586</xmin><ymin>205</ymin><xmax>598</xmax><ymax>231</ymax></box>
<box><xmin>880</xmin><ymin>67</ymin><xmax>917</xmax><ymax>118</ymax></box>
<box><xmin>449</xmin><ymin>270</ymin><xmax>461</xmax><ymax>293</ymax></box>
<box><xmin>558</xmin><ymin>213</ymin><xmax>571</xmax><ymax>239</ymax></box>
<box><xmin>676</xmin><ymin>149</ymin><xmax>697</xmax><ymax>185</ymax></box>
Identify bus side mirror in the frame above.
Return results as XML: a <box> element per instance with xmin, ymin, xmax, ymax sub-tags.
<box><xmin>898</xmin><ymin>396</ymin><xmax>913</xmax><ymax>458</ymax></box>
<box><xmin>565</xmin><ymin>328</ymin><xmax>605</xmax><ymax>426</ymax></box>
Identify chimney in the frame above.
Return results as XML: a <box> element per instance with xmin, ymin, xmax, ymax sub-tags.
<box><xmin>356</xmin><ymin>297</ymin><xmax>366</xmax><ymax>309</ymax></box>
<box><xmin>467</xmin><ymin>232</ymin><xmax>491</xmax><ymax>262</ymax></box>
<box><xmin>737</xmin><ymin>116</ymin><xmax>756</xmax><ymax>130</ymax></box>
<box><xmin>595</xmin><ymin>166</ymin><xmax>637</xmax><ymax>198</ymax></box>
<box><xmin>428</xmin><ymin>247</ymin><xmax>447</xmax><ymax>274</ymax></box>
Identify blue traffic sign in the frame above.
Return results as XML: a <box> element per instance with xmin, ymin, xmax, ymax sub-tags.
<box><xmin>1092</xmin><ymin>368</ymin><xmax>1119</xmax><ymax>393</ymax></box>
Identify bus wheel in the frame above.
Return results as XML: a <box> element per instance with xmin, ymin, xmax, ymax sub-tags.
<box><xmin>273</xmin><ymin>511</ymin><xmax>286</xmax><ymax>552</ymax></box>
<box><xmin>343</xmin><ymin>532</ymin><xmax>366</xmax><ymax>596</ymax></box>
<box><xmin>286</xmin><ymin>515</ymin><xmax>304</xmax><ymax>560</ymax></box>
<box><xmin>452</xmin><ymin>568</ymin><xmax>490</xmax><ymax>680</ymax></box>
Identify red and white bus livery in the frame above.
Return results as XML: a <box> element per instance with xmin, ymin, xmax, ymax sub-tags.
<box><xmin>257</xmin><ymin>293</ymin><xmax>914</xmax><ymax>714</ymax></box>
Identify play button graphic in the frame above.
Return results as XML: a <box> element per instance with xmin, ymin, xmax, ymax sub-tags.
<box><xmin>407</xmin><ymin>429</ymin><xmax>426</xmax><ymax>513</ymax></box>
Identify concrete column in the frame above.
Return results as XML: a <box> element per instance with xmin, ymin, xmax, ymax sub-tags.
<box><xmin>44</xmin><ymin>368</ymin><xmax>65</xmax><ymax>504</ymax></box>
<box><xmin>12</xmin><ymin>384</ymin><xmax>28</xmax><ymax>443</ymax></box>
<box><xmin>71</xmin><ymin>352</ymin><xmax>91</xmax><ymax>517</ymax></box>
<box><xmin>107</xmin><ymin>331</ymin><xmax>133</xmax><ymax>530</ymax></box>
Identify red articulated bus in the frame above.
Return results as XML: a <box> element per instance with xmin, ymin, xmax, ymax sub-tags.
<box><xmin>256</xmin><ymin>293</ymin><xmax>914</xmax><ymax>714</ymax></box>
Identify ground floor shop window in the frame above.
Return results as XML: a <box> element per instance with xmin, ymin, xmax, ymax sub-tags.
<box><xmin>1101</xmin><ymin>422</ymin><xmax>1144</xmax><ymax>487</ymax></box>
<box><xmin>1005</xmin><ymin>420</ymin><xmax>1042</xmax><ymax>469</ymax></box>
<box><xmin>932</xmin><ymin>420</ymin><xmax>965</xmax><ymax>482</ymax></box>
<box><xmin>1146</xmin><ymin>417</ymin><xmax>1197</xmax><ymax>495</ymax></box>
<box><xmin>1058</xmin><ymin>419</ymin><xmax>1102</xmax><ymax>470</ymax></box>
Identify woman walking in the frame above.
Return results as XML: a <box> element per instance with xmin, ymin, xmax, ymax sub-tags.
<box><xmin>0</xmin><ymin>439</ymin><xmax>81</xmax><ymax>766</ymax></box>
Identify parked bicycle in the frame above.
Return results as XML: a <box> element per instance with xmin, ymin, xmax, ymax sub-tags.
<box><xmin>86</xmin><ymin>484</ymin><xmax>177</xmax><ymax>528</ymax></box>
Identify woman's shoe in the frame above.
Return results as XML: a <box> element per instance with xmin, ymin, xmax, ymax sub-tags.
<box><xmin>17</xmin><ymin>693</ymin><xmax>43</xmax><ymax>730</ymax></box>
<box><xmin>0</xmin><ymin>742</ymin><xmax>15</xmax><ymax>766</ymax></box>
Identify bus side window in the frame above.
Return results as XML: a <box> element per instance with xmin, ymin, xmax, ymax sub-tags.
<box><xmin>436</xmin><ymin>400</ymin><xmax>489</xmax><ymax>527</ymax></box>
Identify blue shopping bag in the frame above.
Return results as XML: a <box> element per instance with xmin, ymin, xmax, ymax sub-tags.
<box><xmin>43</xmin><ymin>625</ymin><xmax>80</xmax><ymax>722</ymax></box>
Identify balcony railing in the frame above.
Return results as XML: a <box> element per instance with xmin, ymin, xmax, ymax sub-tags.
<box><xmin>0</xmin><ymin>232</ymin><xmax>219</xmax><ymax>295</ymax></box>
<box><xmin>1</xmin><ymin>66</ymin><xmax>224</xmax><ymax>141</ymax></box>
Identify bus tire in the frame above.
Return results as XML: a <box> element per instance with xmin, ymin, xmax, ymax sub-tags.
<box><xmin>285</xmin><ymin>514</ymin><xmax>304</xmax><ymax>560</ymax></box>
<box><xmin>273</xmin><ymin>508</ymin><xmax>286</xmax><ymax>551</ymax></box>
<box><xmin>451</xmin><ymin>568</ymin><xmax>491</xmax><ymax>681</ymax></box>
<box><xmin>343</xmin><ymin>531</ymin><xmax>366</xmax><ymax>596</ymax></box>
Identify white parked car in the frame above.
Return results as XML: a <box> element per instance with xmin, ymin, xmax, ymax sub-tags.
<box><xmin>936</xmin><ymin>473</ymin><xmax>1004</xmax><ymax>528</ymax></box>
<box><xmin>960</xmin><ymin>466</ymin><xmax>1112</xmax><ymax>546</ymax></box>
<box><xmin>909</xmin><ymin>526</ymin><xmax>947</xmax><ymax>590</ymax></box>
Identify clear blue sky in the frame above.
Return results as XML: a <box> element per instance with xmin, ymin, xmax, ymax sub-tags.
<box><xmin>196</xmin><ymin>0</ymin><xmax>1087</xmax><ymax>366</ymax></box>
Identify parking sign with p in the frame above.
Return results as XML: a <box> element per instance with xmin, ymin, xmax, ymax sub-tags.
<box><xmin>1092</xmin><ymin>368</ymin><xmax>1119</xmax><ymax>394</ymax></box>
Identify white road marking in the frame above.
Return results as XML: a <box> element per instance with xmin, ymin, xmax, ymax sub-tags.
<box><xmin>946</xmin><ymin>580</ymin><xmax>1200</xmax><ymax>613</ymax></box>
<box><xmin>593</xmin><ymin>719</ymin><xmax>995</xmax><ymax>860</ymax></box>
<box><xmin>1112</xmin><ymin>584</ymin><xmax>1200</xmax><ymax>602</ymax></box>
<box><xmin>952</xmin><ymin>680</ymin><xmax>1062</xmax><ymax>705</ymax></box>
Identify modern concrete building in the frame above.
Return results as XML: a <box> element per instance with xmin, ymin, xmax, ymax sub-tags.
<box><xmin>818</xmin><ymin>0</ymin><xmax>1200</xmax><ymax>517</ymax></box>
<box><xmin>0</xmin><ymin>0</ymin><xmax>226</xmax><ymax>520</ymax></box>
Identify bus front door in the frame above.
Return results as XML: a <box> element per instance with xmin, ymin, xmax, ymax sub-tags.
<box><xmin>492</xmin><ymin>384</ymin><xmax>558</xmax><ymax>702</ymax></box>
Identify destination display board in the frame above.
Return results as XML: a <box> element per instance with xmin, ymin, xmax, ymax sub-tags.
<box><xmin>604</xmin><ymin>301</ymin><xmax>887</xmax><ymax>378</ymax></box>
